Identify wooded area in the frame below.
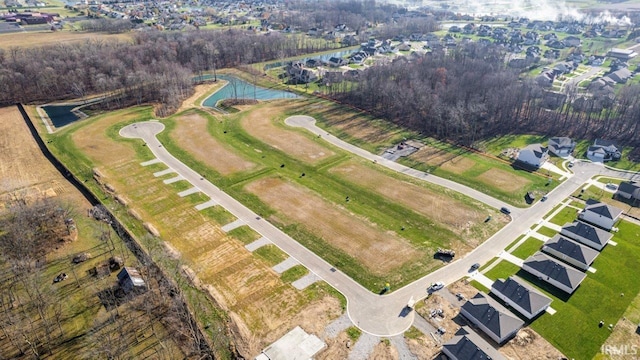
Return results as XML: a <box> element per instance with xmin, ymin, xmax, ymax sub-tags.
<box><xmin>326</xmin><ymin>43</ymin><xmax>640</xmax><ymax>157</ymax></box>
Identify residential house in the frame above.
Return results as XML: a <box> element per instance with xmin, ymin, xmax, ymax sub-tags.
<box><xmin>517</xmin><ymin>144</ymin><xmax>548</xmax><ymax>168</ymax></box>
<box><xmin>578</xmin><ymin>199</ymin><xmax>623</xmax><ymax>230</ymax></box>
<box><xmin>547</xmin><ymin>136</ymin><xmax>575</xmax><ymax>157</ymax></box>
<box><xmin>459</xmin><ymin>292</ymin><xmax>524</xmax><ymax>344</ymax></box>
<box><xmin>522</xmin><ymin>252</ymin><xmax>586</xmax><ymax>294</ymax></box>
<box><xmin>117</xmin><ymin>267</ymin><xmax>146</xmax><ymax>293</ymax></box>
<box><xmin>564</xmin><ymin>35</ymin><xmax>581</xmax><ymax>47</ymax></box>
<box><xmin>327</xmin><ymin>57</ymin><xmax>348</xmax><ymax>67</ymax></box>
<box><xmin>442</xmin><ymin>326</ymin><xmax>506</xmax><ymax>360</ymax></box>
<box><xmin>305</xmin><ymin>59</ymin><xmax>321</xmax><ymax>68</ymax></box>
<box><xmin>608</xmin><ymin>48</ymin><xmax>638</xmax><ymax>61</ymax></box>
<box><xmin>587</xmin><ymin>139</ymin><xmax>621</xmax><ymax>162</ymax></box>
<box><xmin>606</xmin><ymin>68</ymin><xmax>633</xmax><ymax>84</ymax></box>
<box><xmin>542</xmin><ymin>235</ymin><xmax>599</xmax><ymax>271</ymax></box>
<box><xmin>490</xmin><ymin>276</ymin><xmax>552</xmax><ymax>319</ymax></box>
<box><xmin>615</xmin><ymin>181</ymin><xmax>640</xmax><ymax>205</ymax></box>
<box><xmin>560</xmin><ymin>221</ymin><xmax>612</xmax><ymax>251</ymax></box>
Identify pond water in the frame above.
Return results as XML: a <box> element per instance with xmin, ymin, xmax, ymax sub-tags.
<box><xmin>42</xmin><ymin>105</ymin><xmax>79</xmax><ymax>128</ymax></box>
<box><xmin>263</xmin><ymin>49</ymin><xmax>359</xmax><ymax>70</ymax></box>
<box><xmin>201</xmin><ymin>74</ymin><xmax>299</xmax><ymax>108</ymax></box>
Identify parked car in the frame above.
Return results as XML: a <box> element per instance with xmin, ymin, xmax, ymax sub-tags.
<box><xmin>606</xmin><ymin>183</ymin><xmax>618</xmax><ymax>190</ymax></box>
<box><xmin>429</xmin><ymin>282</ymin><xmax>445</xmax><ymax>292</ymax></box>
<box><xmin>500</xmin><ymin>207</ymin><xmax>511</xmax><ymax>215</ymax></box>
<box><xmin>541</xmin><ymin>195</ymin><xmax>548</xmax><ymax>202</ymax></box>
<box><xmin>470</xmin><ymin>263</ymin><xmax>480</xmax><ymax>271</ymax></box>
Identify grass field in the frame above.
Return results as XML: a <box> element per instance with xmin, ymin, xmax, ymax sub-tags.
<box><xmin>0</xmin><ymin>105</ymin><xmax>184</xmax><ymax>358</ymax></box>
<box><xmin>483</xmin><ymin>260</ymin><xmax>521</xmax><ymax>281</ymax></box>
<box><xmin>146</xmin><ymin>103</ymin><xmax>507</xmax><ymax>290</ymax></box>
<box><xmin>0</xmin><ymin>30</ymin><xmax>132</xmax><ymax>49</ymax></box>
<box><xmin>510</xmin><ymin>238</ymin><xmax>544</xmax><ymax>259</ymax></box>
<box><xmin>536</xmin><ymin>226</ymin><xmax>558</xmax><ymax>238</ymax></box>
<box><xmin>44</xmin><ymin>106</ymin><xmax>344</xmax><ymax>357</ymax></box>
<box><xmin>548</xmin><ymin>206</ymin><xmax>580</xmax><ymax>226</ymax></box>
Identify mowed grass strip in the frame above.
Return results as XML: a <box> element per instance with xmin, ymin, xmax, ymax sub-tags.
<box><xmin>510</xmin><ymin>238</ymin><xmax>544</xmax><ymax>259</ymax></box>
<box><xmin>528</xmin><ymin>220</ymin><xmax>640</xmax><ymax>359</ymax></box>
<box><xmin>483</xmin><ymin>260</ymin><xmax>521</xmax><ymax>281</ymax></box>
<box><xmin>536</xmin><ymin>226</ymin><xmax>558</xmax><ymax>238</ymax></box>
<box><xmin>548</xmin><ymin>206</ymin><xmax>580</xmax><ymax>226</ymax></box>
<box><xmin>227</xmin><ymin>225</ymin><xmax>262</xmax><ymax>245</ymax></box>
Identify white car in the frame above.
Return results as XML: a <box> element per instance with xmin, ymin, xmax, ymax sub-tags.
<box><xmin>429</xmin><ymin>282</ymin><xmax>444</xmax><ymax>292</ymax></box>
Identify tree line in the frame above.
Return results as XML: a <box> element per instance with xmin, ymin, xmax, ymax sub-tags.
<box><xmin>0</xmin><ymin>29</ymin><xmax>337</xmax><ymax>115</ymax></box>
<box><xmin>325</xmin><ymin>42</ymin><xmax>640</xmax><ymax>158</ymax></box>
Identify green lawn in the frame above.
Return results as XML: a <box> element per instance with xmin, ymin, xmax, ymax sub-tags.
<box><xmin>527</xmin><ymin>220</ymin><xmax>640</xmax><ymax>359</ymax></box>
<box><xmin>483</xmin><ymin>260</ymin><xmax>521</xmax><ymax>281</ymax></box>
<box><xmin>510</xmin><ymin>238</ymin><xmax>544</xmax><ymax>259</ymax></box>
<box><xmin>548</xmin><ymin>206</ymin><xmax>580</xmax><ymax>226</ymax></box>
<box><xmin>253</xmin><ymin>244</ymin><xmax>289</xmax><ymax>266</ymax></box>
<box><xmin>199</xmin><ymin>205</ymin><xmax>237</xmax><ymax>226</ymax></box>
<box><xmin>536</xmin><ymin>226</ymin><xmax>558</xmax><ymax>238</ymax></box>
<box><xmin>280</xmin><ymin>265</ymin><xmax>308</xmax><ymax>283</ymax></box>
<box><xmin>226</xmin><ymin>225</ymin><xmax>261</xmax><ymax>245</ymax></box>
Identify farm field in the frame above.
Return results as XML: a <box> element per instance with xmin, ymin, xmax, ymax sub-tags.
<box><xmin>44</xmin><ymin>105</ymin><xmax>344</xmax><ymax>358</ymax></box>
<box><xmin>0</xmin><ymin>105</ymin><xmax>184</xmax><ymax>359</ymax></box>
<box><xmin>0</xmin><ymin>30</ymin><xmax>132</xmax><ymax>49</ymax></box>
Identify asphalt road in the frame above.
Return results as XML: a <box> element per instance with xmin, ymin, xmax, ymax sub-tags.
<box><xmin>120</xmin><ymin>119</ymin><xmax>640</xmax><ymax>337</ymax></box>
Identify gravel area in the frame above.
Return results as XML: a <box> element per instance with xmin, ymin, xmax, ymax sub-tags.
<box><xmin>347</xmin><ymin>332</ymin><xmax>379</xmax><ymax>360</ymax></box>
<box><xmin>390</xmin><ymin>335</ymin><xmax>418</xmax><ymax>360</ymax></box>
<box><xmin>323</xmin><ymin>312</ymin><xmax>352</xmax><ymax>338</ymax></box>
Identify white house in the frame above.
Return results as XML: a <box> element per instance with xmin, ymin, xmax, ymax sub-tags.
<box><xmin>442</xmin><ymin>326</ymin><xmax>506</xmax><ymax>360</ymax></box>
<box><xmin>542</xmin><ymin>235</ymin><xmax>599</xmax><ymax>271</ymax></box>
<box><xmin>578</xmin><ymin>199</ymin><xmax>623</xmax><ymax>230</ymax></box>
<box><xmin>587</xmin><ymin>139</ymin><xmax>621</xmax><ymax>162</ymax></box>
<box><xmin>560</xmin><ymin>221</ymin><xmax>612</xmax><ymax>251</ymax></box>
<box><xmin>517</xmin><ymin>143</ymin><xmax>548</xmax><ymax>167</ymax></box>
<box><xmin>547</xmin><ymin>136</ymin><xmax>576</xmax><ymax>157</ymax></box>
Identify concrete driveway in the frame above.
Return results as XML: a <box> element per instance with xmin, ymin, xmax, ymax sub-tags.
<box><xmin>120</xmin><ymin>119</ymin><xmax>640</xmax><ymax>337</ymax></box>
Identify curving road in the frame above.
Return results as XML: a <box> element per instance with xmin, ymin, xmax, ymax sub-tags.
<box><xmin>120</xmin><ymin>118</ymin><xmax>640</xmax><ymax>337</ymax></box>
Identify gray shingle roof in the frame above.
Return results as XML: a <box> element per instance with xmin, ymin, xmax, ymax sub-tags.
<box><xmin>617</xmin><ymin>181</ymin><xmax>640</xmax><ymax>196</ymax></box>
<box><xmin>543</xmin><ymin>234</ymin><xmax>599</xmax><ymax>267</ymax></box>
<box><xmin>583</xmin><ymin>200</ymin><xmax>622</xmax><ymax>220</ymax></box>
<box><xmin>461</xmin><ymin>293</ymin><xmax>524</xmax><ymax>341</ymax></box>
<box><xmin>560</xmin><ymin>221</ymin><xmax>612</xmax><ymax>250</ymax></box>
<box><xmin>442</xmin><ymin>326</ymin><xmax>506</xmax><ymax>360</ymax></box>
<box><xmin>491</xmin><ymin>276</ymin><xmax>552</xmax><ymax>316</ymax></box>
<box><xmin>523</xmin><ymin>252</ymin><xmax>586</xmax><ymax>292</ymax></box>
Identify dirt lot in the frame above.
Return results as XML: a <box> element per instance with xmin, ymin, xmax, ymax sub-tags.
<box><xmin>329</xmin><ymin>161</ymin><xmax>505</xmax><ymax>245</ymax></box>
<box><xmin>171</xmin><ymin>112</ymin><xmax>257</xmax><ymax>175</ymax></box>
<box><xmin>0</xmin><ymin>31</ymin><xmax>131</xmax><ymax>49</ymax></box>
<box><xmin>240</xmin><ymin>102</ymin><xmax>336</xmax><ymax>164</ymax></box>
<box><xmin>245</xmin><ymin>176</ymin><xmax>422</xmax><ymax>274</ymax></box>
<box><xmin>0</xmin><ymin>106</ymin><xmax>80</xmax><ymax>206</ymax></box>
<box><xmin>410</xmin><ymin>145</ymin><xmax>476</xmax><ymax>174</ymax></box>
<box><xmin>477</xmin><ymin>167</ymin><xmax>531</xmax><ymax>193</ymax></box>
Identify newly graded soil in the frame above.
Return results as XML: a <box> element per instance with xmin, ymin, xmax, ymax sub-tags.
<box><xmin>240</xmin><ymin>102</ymin><xmax>335</xmax><ymax>163</ymax></box>
<box><xmin>0</xmin><ymin>106</ymin><xmax>78</xmax><ymax>205</ymax></box>
<box><xmin>0</xmin><ymin>31</ymin><xmax>131</xmax><ymax>49</ymax></box>
<box><xmin>245</xmin><ymin>176</ymin><xmax>421</xmax><ymax>274</ymax></box>
<box><xmin>171</xmin><ymin>112</ymin><xmax>257</xmax><ymax>175</ymax></box>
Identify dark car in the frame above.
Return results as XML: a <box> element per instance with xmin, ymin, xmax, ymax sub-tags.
<box><xmin>500</xmin><ymin>207</ymin><xmax>511</xmax><ymax>215</ymax></box>
<box><xmin>470</xmin><ymin>263</ymin><xmax>480</xmax><ymax>271</ymax></box>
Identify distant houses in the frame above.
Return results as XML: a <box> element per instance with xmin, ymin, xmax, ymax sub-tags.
<box><xmin>578</xmin><ymin>199</ymin><xmax>623</xmax><ymax>231</ymax></box>
<box><xmin>521</xmin><ymin>252</ymin><xmax>587</xmax><ymax>294</ymax></box>
<box><xmin>459</xmin><ymin>292</ymin><xmax>524</xmax><ymax>344</ymax></box>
